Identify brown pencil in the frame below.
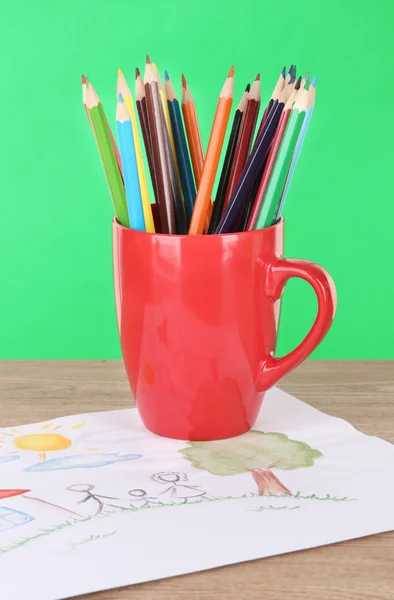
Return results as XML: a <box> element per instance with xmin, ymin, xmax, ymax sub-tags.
<box><xmin>144</xmin><ymin>56</ymin><xmax>176</xmax><ymax>234</ymax></box>
<box><xmin>135</xmin><ymin>67</ymin><xmax>159</xmax><ymax>204</ymax></box>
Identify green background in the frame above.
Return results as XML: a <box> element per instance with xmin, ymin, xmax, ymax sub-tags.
<box><xmin>1</xmin><ymin>0</ymin><xmax>393</xmax><ymax>359</ymax></box>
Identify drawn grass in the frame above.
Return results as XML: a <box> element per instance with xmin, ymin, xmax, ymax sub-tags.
<box><xmin>0</xmin><ymin>490</ymin><xmax>354</xmax><ymax>557</ymax></box>
<box><xmin>254</xmin><ymin>505</ymin><xmax>300</xmax><ymax>511</ymax></box>
<box><xmin>71</xmin><ymin>531</ymin><xmax>116</xmax><ymax>550</ymax></box>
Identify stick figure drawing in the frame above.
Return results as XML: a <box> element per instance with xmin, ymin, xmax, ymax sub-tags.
<box><xmin>128</xmin><ymin>489</ymin><xmax>160</xmax><ymax>509</ymax></box>
<box><xmin>68</xmin><ymin>484</ymin><xmax>124</xmax><ymax>515</ymax></box>
<box><xmin>151</xmin><ymin>472</ymin><xmax>209</xmax><ymax>504</ymax></box>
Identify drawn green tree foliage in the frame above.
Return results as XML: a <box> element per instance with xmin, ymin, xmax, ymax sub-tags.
<box><xmin>179</xmin><ymin>431</ymin><xmax>322</xmax><ymax>496</ymax></box>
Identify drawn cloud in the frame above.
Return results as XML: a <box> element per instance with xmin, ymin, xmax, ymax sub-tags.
<box><xmin>0</xmin><ymin>455</ymin><xmax>20</xmax><ymax>464</ymax></box>
<box><xmin>25</xmin><ymin>453</ymin><xmax>142</xmax><ymax>472</ymax></box>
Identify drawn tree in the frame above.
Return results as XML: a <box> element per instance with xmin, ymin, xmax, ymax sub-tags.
<box><xmin>179</xmin><ymin>431</ymin><xmax>322</xmax><ymax>496</ymax></box>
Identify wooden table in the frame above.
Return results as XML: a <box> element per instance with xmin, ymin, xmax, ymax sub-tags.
<box><xmin>1</xmin><ymin>361</ymin><xmax>393</xmax><ymax>599</ymax></box>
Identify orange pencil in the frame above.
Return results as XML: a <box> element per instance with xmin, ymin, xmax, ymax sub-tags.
<box><xmin>181</xmin><ymin>75</ymin><xmax>213</xmax><ymax>230</ymax></box>
<box><xmin>188</xmin><ymin>67</ymin><xmax>234</xmax><ymax>235</ymax></box>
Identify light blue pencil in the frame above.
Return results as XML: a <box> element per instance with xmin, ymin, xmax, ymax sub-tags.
<box><xmin>116</xmin><ymin>94</ymin><xmax>145</xmax><ymax>231</ymax></box>
<box><xmin>274</xmin><ymin>76</ymin><xmax>316</xmax><ymax>221</ymax></box>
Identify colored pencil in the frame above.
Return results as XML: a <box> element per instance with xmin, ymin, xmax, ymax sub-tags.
<box><xmin>181</xmin><ymin>75</ymin><xmax>213</xmax><ymax>230</ymax></box>
<box><xmin>215</xmin><ymin>86</ymin><xmax>288</xmax><ymax>234</ymax></box>
<box><xmin>160</xmin><ymin>100</ymin><xmax>188</xmax><ymax>234</ymax></box>
<box><xmin>116</xmin><ymin>94</ymin><xmax>145</xmax><ymax>231</ymax></box>
<box><xmin>188</xmin><ymin>67</ymin><xmax>234</xmax><ymax>235</ymax></box>
<box><xmin>208</xmin><ymin>83</ymin><xmax>250</xmax><ymax>234</ymax></box>
<box><xmin>151</xmin><ymin>65</ymin><xmax>187</xmax><ymax>232</ymax></box>
<box><xmin>254</xmin><ymin>67</ymin><xmax>286</xmax><ymax>142</ymax></box>
<box><xmin>223</xmin><ymin>74</ymin><xmax>260</xmax><ymax>212</ymax></box>
<box><xmin>153</xmin><ymin>63</ymin><xmax>184</xmax><ymax>194</ymax></box>
<box><xmin>254</xmin><ymin>82</ymin><xmax>309</xmax><ymax>230</ymax></box>
<box><xmin>144</xmin><ymin>56</ymin><xmax>176</xmax><ymax>234</ymax></box>
<box><xmin>117</xmin><ymin>69</ymin><xmax>155</xmax><ymax>233</ymax></box>
<box><xmin>135</xmin><ymin>67</ymin><xmax>159</xmax><ymax>204</ymax></box>
<box><xmin>83</xmin><ymin>76</ymin><xmax>123</xmax><ymax>179</ymax></box>
<box><xmin>82</xmin><ymin>75</ymin><xmax>94</xmax><ymax>134</ymax></box>
<box><xmin>247</xmin><ymin>80</ymin><xmax>301</xmax><ymax>230</ymax></box>
<box><xmin>85</xmin><ymin>83</ymin><xmax>129</xmax><ymax>227</ymax></box>
<box><xmin>273</xmin><ymin>76</ymin><xmax>316</xmax><ymax>222</ymax></box>
<box><xmin>165</xmin><ymin>71</ymin><xmax>196</xmax><ymax>223</ymax></box>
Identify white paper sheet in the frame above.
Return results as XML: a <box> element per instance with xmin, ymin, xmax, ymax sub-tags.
<box><xmin>1</xmin><ymin>387</ymin><xmax>394</xmax><ymax>600</ymax></box>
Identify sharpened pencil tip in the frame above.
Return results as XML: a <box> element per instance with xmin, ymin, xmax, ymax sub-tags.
<box><xmin>281</xmin><ymin>66</ymin><xmax>286</xmax><ymax>78</ymax></box>
<box><xmin>311</xmin><ymin>75</ymin><xmax>317</xmax><ymax>87</ymax></box>
<box><xmin>182</xmin><ymin>74</ymin><xmax>187</xmax><ymax>88</ymax></box>
<box><xmin>289</xmin><ymin>74</ymin><xmax>296</xmax><ymax>84</ymax></box>
<box><xmin>295</xmin><ymin>76</ymin><xmax>302</xmax><ymax>90</ymax></box>
<box><xmin>146</xmin><ymin>55</ymin><xmax>151</xmax><ymax>64</ymax></box>
<box><xmin>289</xmin><ymin>64</ymin><xmax>294</xmax><ymax>76</ymax></box>
<box><xmin>135</xmin><ymin>67</ymin><xmax>140</xmax><ymax>79</ymax></box>
<box><xmin>228</xmin><ymin>66</ymin><xmax>234</xmax><ymax>77</ymax></box>
<box><xmin>245</xmin><ymin>83</ymin><xmax>251</xmax><ymax>92</ymax></box>
<box><xmin>255</xmin><ymin>73</ymin><xmax>260</xmax><ymax>81</ymax></box>
<box><xmin>81</xmin><ymin>74</ymin><xmax>86</xmax><ymax>85</ymax></box>
<box><xmin>164</xmin><ymin>71</ymin><xmax>170</xmax><ymax>81</ymax></box>
<box><xmin>118</xmin><ymin>93</ymin><xmax>124</xmax><ymax>103</ymax></box>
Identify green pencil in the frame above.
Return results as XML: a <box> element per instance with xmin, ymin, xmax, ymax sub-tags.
<box><xmin>254</xmin><ymin>82</ymin><xmax>309</xmax><ymax>229</ymax></box>
<box><xmin>86</xmin><ymin>83</ymin><xmax>130</xmax><ymax>228</ymax></box>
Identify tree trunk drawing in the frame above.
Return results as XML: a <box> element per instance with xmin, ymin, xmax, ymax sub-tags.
<box><xmin>251</xmin><ymin>469</ymin><xmax>291</xmax><ymax>495</ymax></box>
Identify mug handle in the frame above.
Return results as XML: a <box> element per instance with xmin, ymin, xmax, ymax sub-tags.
<box><xmin>258</xmin><ymin>258</ymin><xmax>337</xmax><ymax>391</ymax></box>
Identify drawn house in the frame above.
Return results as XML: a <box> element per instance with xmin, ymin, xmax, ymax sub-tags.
<box><xmin>0</xmin><ymin>507</ymin><xmax>35</xmax><ymax>531</ymax></box>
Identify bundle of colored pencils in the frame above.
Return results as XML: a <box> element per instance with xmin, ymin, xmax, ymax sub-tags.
<box><xmin>82</xmin><ymin>59</ymin><xmax>315</xmax><ymax>235</ymax></box>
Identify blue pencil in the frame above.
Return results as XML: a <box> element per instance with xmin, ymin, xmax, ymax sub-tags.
<box><xmin>116</xmin><ymin>94</ymin><xmax>145</xmax><ymax>231</ymax></box>
<box><xmin>164</xmin><ymin>71</ymin><xmax>196</xmax><ymax>223</ymax></box>
<box><xmin>273</xmin><ymin>76</ymin><xmax>316</xmax><ymax>222</ymax></box>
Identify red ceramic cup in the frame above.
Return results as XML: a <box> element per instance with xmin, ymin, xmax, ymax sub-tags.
<box><xmin>113</xmin><ymin>217</ymin><xmax>336</xmax><ymax>441</ymax></box>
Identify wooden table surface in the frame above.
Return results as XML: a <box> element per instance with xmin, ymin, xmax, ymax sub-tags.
<box><xmin>1</xmin><ymin>360</ymin><xmax>393</xmax><ymax>599</ymax></box>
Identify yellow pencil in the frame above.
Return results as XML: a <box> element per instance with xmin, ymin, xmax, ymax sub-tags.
<box><xmin>117</xmin><ymin>69</ymin><xmax>155</xmax><ymax>233</ymax></box>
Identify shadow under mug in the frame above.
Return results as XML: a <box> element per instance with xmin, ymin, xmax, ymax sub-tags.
<box><xmin>113</xmin><ymin>217</ymin><xmax>336</xmax><ymax>441</ymax></box>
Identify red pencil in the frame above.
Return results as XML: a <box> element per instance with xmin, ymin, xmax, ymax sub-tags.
<box><xmin>222</xmin><ymin>74</ymin><xmax>260</xmax><ymax>212</ymax></box>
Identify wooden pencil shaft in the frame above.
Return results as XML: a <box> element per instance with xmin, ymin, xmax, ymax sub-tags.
<box><xmin>254</xmin><ymin>109</ymin><xmax>305</xmax><ymax>229</ymax></box>
<box><xmin>181</xmin><ymin>93</ymin><xmax>213</xmax><ymax>231</ymax></box>
<box><xmin>247</xmin><ymin>109</ymin><xmax>291</xmax><ymax>230</ymax></box>
<box><xmin>145</xmin><ymin>79</ymin><xmax>176</xmax><ymax>234</ymax></box>
<box><xmin>117</xmin><ymin>73</ymin><xmax>154</xmax><ymax>233</ymax></box>
<box><xmin>274</xmin><ymin>88</ymin><xmax>315</xmax><ymax>221</ymax></box>
<box><xmin>88</xmin><ymin>103</ymin><xmax>129</xmax><ymax>227</ymax></box>
<box><xmin>215</xmin><ymin>101</ymin><xmax>284</xmax><ymax>234</ymax></box>
<box><xmin>208</xmin><ymin>109</ymin><xmax>243</xmax><ymax>234</ymax></box>
<box><xmin>136</xmin><ymin>98</ymin><xmax>159</xmax><ymax>204</ymax></box>
<box><xmin>161</xmin><ymin>103</ymin><xmax>188</xmax><ymax>234</ymax></box>
<box><xmin>116</xmin><ymin>114</ymin><xmax>145</xmax><ymax>231</ymax></box>
<box><xmin>239</xmin><ymin>166</ymin><xmax>264</xmax><ymax>231</ymax></box>
<box><xmin>188</xmin><ymin>67</ymin><xmax>234</xmax><ymax>235</ymax></box>
<box><xmin>167</xmin><ymin>97</ymin><xmax>196</xmax><ymax>223</ymax></box>
<box><xmin>223</xmin><ymin>97</ymin><xmax>260</xmax><ymax>211</ymax></box>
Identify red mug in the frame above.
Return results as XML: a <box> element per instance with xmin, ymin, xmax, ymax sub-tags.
<box><xmin>113</xmin><ymin>217</ymin><xmax>336</xmax><ymax>441</ymax></box>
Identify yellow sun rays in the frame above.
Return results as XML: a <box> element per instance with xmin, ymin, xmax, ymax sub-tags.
<box><xmin>0</xmin><ymin>420</ymin><xmax>87</xmax><ymax>461</ymax></box>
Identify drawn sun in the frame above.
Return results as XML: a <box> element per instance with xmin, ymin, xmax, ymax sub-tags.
<box><xmin>0</xmin><ymin>420</ymin><xmax>98</xmax><ymax>461</ymax></box>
